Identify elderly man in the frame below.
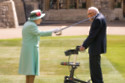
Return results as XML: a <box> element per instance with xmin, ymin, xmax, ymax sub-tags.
<box><xmin>80</xmin><ymin>7</ymin><xmax>107</xmax><ymax>83</ymax></box>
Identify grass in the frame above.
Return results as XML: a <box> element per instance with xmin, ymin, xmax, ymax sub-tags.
<box><xmin>105</xmin><ymin>35</ymin><xmax>125</xmax><ymax>78</ymax></box>
<box><xmin>0</xmin><ymin>35</ymin><xmax>125</xmax><ymax>83</ymax></box>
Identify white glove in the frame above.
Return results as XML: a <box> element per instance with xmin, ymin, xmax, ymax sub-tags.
<box><xmin>51</xmin><ymin>28</ymin><xmax>60</xmax><ymax>33</ymax></box>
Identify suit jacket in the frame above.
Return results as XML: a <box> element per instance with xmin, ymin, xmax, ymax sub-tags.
<box><xmin>19</xmin><ymin>20</ymin><xmax>52</xmax><ymax>75</ymax></box>
<box><xmin>82</xmin><ymin>13</ymin><xmax>107</xmax><ymax>55</ymax></box>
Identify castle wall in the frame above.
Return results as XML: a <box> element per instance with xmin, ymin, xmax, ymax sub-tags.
<box><xmin>0</xmin><ymin>0</ymin><xmax>18</xmax><ymax>28</ymax></box>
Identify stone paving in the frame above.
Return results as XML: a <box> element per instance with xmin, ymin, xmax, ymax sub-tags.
<box><xmin>0</xmin><ymin>21</ymin><xmax>125</xmax><ymax>39</ymax></box>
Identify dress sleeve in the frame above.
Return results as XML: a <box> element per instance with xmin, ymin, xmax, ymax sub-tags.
<box><xmin>29</xmin><ymin>24</ymin><xmax>52</xmax><ymax>37</ymax></box>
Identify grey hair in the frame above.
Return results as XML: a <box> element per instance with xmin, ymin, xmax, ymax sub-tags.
<box><xmin>88</xmin><ymin>7</ymin><xmax>99</xmax><ymax>14</ymax></box>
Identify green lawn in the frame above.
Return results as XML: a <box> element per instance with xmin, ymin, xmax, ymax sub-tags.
<box><xmin>0</xmin><ymin>35</ymin><xmax>125</xmax><ymax>83</ymax></box>
<box><xmin>105</xmin><ymin>35</ymin><xmax>125</xmax><ymax>78</ymax></box>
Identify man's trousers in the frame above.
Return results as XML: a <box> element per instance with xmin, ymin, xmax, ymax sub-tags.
<box><xmin>89</xmin><ymin>54</ymin><xmax>104</xmax><ymax>83</ymax></box>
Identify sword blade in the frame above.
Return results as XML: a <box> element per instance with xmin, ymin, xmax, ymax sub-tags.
<box><xmin>58</xmin><ymin>18</ymin><xmax>90</xmax><ymax>31</ymax></box>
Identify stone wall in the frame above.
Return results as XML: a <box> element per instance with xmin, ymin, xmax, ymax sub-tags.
<box><xmin>112</xmin><ymin>8</ymin><xmax>123</xmax><ymax>20</ymax></box>
<box><xmin>45</xmin><ymin>9</ymin><xmax>87</xmax><ymax>21</ymax></box>
<box><xmin>44</xmin><ymin>0</ymin><xmax>124</xmax><ymax>21</ymax></box>
<box><xmin>0</xmin><ymin>0</ymin><xmax>18</xmax><ymax>28</ymax></box>
<box><xmin>91</xmin><ymin>0</ymin><xmax>124</xmax><ymax>21</ymax></box>
<box><xmin>0</xmin><ymin>0</ymin><xmax>9</xmax><ymax>2</ymax></box>
<box><xmin>1</xmin><ymin>0</ymin><xmax>124</xmax><ymax>26</ymax></box>
<box><xmin>24</xmin><ymin>1</ymin><xmax>39</xmax><ymax>18</ymax></box>
<box><xmin>13</xmin><ymin>0</ymin><xmax>26</xmax><ymax>24</ymax></box>
<box><xmin>13</xmin><ymin>0</ymin><xmax>38</xmax><ymax>24</ymax></box>
<box><xmin>15</xmin><ymin>0</ymin><xmax>39</xmax><ymax>22</ymax></box>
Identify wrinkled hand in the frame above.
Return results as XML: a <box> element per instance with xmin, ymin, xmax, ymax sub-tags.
<box><xmin>79</xmin><ymin>46</ymin><xmax>85</xmax><ymax>51</ymax></box>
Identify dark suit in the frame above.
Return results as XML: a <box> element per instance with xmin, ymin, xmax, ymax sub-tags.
<box><xmin>82</xmin><ymin>13</ymin><xmax>107</xmax><ymax>83</ymax></box>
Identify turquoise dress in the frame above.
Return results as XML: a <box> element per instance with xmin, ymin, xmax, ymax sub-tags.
<box><xmin>19</xmin><ymin>21</ymin><xmax>52</xmax><ymax>75</ymax></box>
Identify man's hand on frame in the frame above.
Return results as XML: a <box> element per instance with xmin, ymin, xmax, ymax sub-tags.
<box><xmin>79</xmin><ymin>46</ymin><xmax>85</xmax><ymax>51</ymax></box>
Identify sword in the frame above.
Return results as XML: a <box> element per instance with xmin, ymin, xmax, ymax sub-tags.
<box><xmin>55</xmin><ymin>17</ymin><xmax>95</xmax><ymax>35</ymax></box>
<box><xmin>58</xmin><ymin>18</ymin><xmax>90</xmax><ymax>32</ymax></box>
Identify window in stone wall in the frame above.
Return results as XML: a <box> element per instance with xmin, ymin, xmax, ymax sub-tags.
<box><xmin>114</xmin><ymin>0</ymin><xmax>122</xmax><ymax>8</ymax></box>
<box><xmin>38</xmin><ymin>0</ymin><xmax>43</xmax><ymax>10</ymax></box>
<box><xmin>50</xmin><ymin>0</ymin><xmax>66</xmax><ymax>9</ymax></box>
<box><xmin>59</xmin><ymin>0</ymin><xmax>67</xmax><ymax>9</ymax></box>
<box><xmin>123</xmin><ymin>0</ymin><xmax>125</xmax><ymax>17</ymax></box>
<box><xmin>79</xmin><ymin>0</ymin><xmax>87</xmax><ymax>9</ymax></box>
<box><xmin>50</xmin><ymin>0</ymin><xmax>57</xmax><ymax>9</ymax></box>
<box><xmin>49</xmin><ymin>0</ymin><xmax>87</xmax><ymax>9</ymax></box>
<box><xmin>68</xmin><ymin>0</ymin><xmax>87</xmax><ymax>9</ymax></box>
<box><xmin>69</xmin><ymin>0</ymin><xmax>76</xmax><ymax>8</ymax></box>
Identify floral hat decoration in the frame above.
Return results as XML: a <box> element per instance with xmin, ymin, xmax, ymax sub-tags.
<box><xmin>29</xmin><ymin>9</ymin><xmax>45</xmax><ymax>21</ymax></box>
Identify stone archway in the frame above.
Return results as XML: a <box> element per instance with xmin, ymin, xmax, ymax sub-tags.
<box><xmin>123</xmin><ymin>0</ymin><xmax>125</xmax><ymax>17</ymax></box>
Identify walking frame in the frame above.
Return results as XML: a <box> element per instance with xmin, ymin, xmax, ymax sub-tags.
<box><xmin>61</xmin><ymin>46</ymin><xmax>91</xmax><ymax>83</ymax></box>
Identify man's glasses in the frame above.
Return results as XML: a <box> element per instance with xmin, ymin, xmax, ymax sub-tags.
<box><xmin>87</xmin><ymin>13</ymin><xmax>92</xmax><ymax>15</ymax></box>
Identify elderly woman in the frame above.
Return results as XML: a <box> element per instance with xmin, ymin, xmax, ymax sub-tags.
<box><xmin>18</xmin><ymin>9</ymin><xmax>59</xmax><ymax>83</ymax></box>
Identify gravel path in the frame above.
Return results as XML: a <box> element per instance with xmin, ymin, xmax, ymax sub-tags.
<box><xmin>0</xmin><ymin>23</ymin><xmax>125</xmax><ymax>39</ymax></box>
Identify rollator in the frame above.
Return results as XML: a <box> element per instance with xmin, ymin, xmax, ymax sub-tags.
<box><xmin>61</xmin><ymin>46</ymin><xmax>91</xmax><ymax>83</ymax></box>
